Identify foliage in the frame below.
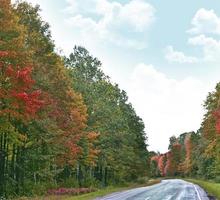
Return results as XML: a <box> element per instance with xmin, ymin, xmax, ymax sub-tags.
<box><xmin>47</xmin><ymin>188</ymin><xmax>95</xmax><ymax>196</ymax></box>
<box><xmin>150</xmin><ymin>83</ymin><xmax>220</xmax><ymax>182</ymax></box>
<box><xmin>0</xmin><ymin>1</ymin><xmax>149</xmax><ymax>198</ymax></box>
<box><xmin>65</xmin><ymin>46</ymin><xmax>149</xmax><ymax>186</ymax></box>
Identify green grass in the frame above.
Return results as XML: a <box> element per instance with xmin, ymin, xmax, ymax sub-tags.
<box><xmin>185</xmin><ymin>179</ymin><xmax>220</xmax><ymax>199</ymax></box>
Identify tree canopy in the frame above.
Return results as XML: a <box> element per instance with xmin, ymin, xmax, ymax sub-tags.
<box><xmin>0</xmin><ymin>1</ymin><xmax>149</xmax><ymax>198</ymax></box>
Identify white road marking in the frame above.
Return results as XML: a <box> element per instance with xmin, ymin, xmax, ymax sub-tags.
<box><xmin>164</xmin><ymin>195</ymin><xmax>174</xmax><ymax>200</ymax></box>
<box><xmin>98</xmin><ymin>180</ymin><xmax>207</xmax><ymax>200</ymax></box>
<box><xmin>193</xmin><ymin>184</ymin><xmax>202</xmax><ymax>200</ymax></box>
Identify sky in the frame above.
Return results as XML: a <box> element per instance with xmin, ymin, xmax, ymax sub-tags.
<box><xmin>12</xmin><ymin>0</ymin><xmax>220</xmax><ymax>153</ymax></box>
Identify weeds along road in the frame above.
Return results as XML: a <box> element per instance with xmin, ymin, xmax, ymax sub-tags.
<box><xmin>96</xmin><ymin>179</ymin><xmax>210</xmax><ymax>200</ymax></box>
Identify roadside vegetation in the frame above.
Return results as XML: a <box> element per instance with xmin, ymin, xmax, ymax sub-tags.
<box><xmin>149</xmin><ymin>82</ymin><xmax>220</xmax><ymax>199</ymax></box>
<box><xmin>13</xmin><ymin>179</ymin><xmax>161</xmax><ymax>200</ymax></box>
<box><xmin>186</xmin><ymin>179</ymin><xmax>220</xmax><ymax>199</ymax></box>
<box><xmin>0</xmin><ymin>1</ymin><xmax>149</xmax><ymax>199</ymax></box>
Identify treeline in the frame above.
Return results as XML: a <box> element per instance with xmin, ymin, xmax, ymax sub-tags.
<box><xmin>0</xmin><ymin>0</ymin><xmax>149</xmax><ymax>197</ymax></box>
<box><xmin>150</xmin><ymin>83</ymin><xmax>220</xmax><ymax>181</ymax></box>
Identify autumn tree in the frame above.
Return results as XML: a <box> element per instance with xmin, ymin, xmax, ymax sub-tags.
<box><xmin>0</xmin><ymin>0</ymin><xmax>45</xmax><ymax>195</ymax></box>
<box><xmin>158</xmin><ymin>154</ymin><xmax>166</xmax><ymax>176</ymax></box>
<box><xmin>65</xmin><ymin>46</ymin><xmax>149</xmax><ymax>185</ymax></box>
<box><xmin>0</xmin><ymin>1</ymin><xmax>149</xmax><ymax>197</ymax></box>
<box><xmin>150</xmin><ymin>154</ymin><xmax>160</xmax><ymax>177</ymax></box>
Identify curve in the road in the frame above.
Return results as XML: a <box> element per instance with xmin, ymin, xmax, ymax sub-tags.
<box><xmin>95</xmin><ymin>179</ymin><xmax>210</xmax><ymax>200</ymax></box>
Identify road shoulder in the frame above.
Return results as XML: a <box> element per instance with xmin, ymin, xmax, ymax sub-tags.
<box><xmin>185</xmin><ymin>179</ymin><xmax>219</xmax><ymax>200</ymax></box>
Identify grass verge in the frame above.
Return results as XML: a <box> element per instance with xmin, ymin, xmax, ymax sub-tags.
<box><xmin>185</xmin><ymin>179</ymin><xmax>220</xmax><ymax>199</ymax></box>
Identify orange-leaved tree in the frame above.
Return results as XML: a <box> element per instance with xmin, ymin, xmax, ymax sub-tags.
<box><xmin>0</xmin><ymin>0</ymin><xmax>45</xmax><ymax>195</ymax></box>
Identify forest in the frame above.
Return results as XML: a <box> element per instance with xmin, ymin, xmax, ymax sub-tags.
<box><xmin>1</xmin><ymin>0</ymin><xmax>220</xmax><ymax>199</ymax></box>
<box><xmin>150</xmin><ymin>83</ymin><xmax>220</xmax><ymax>181</ymax></box>
<box><xmin>0</xmin><ymin>0</ymin><xmax>149</xmax><ymax>198</ymax></box>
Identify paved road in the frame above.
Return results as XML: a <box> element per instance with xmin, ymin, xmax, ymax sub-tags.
<box><xmin>95</xmin><ymin>179</ymin><xmax>210</xmax><ymax>200</ymax></box>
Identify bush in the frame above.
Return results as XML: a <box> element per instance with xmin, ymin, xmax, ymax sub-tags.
<box><xmin>47</xmin><ymin>188</ymin><xmax>96</xmax><ymax>196</ymax></box>
<box><xmin>20</xmin><ymin>181</ymin><xmax>57</xmax><ymax>196</ymax></box>
<box><xmin>60</xmin><ymin>178</ymin><xmax>79</xmax><ymax>188</ymax></box>
<box><xmin>136</xmin><ymin>177</ymin><xmax>149</xmax><ymax>184</ymax></box>
<box><xmin>214</xmin><ymin>176</ymin><xmax>220</xmax><ymax>183</ymax></box>
<box><xmin>82</xmin><ymin>177</ymin><xmax>100</xmax><ymax>188</ymax></box>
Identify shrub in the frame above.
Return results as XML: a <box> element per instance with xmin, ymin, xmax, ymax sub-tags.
<box><xmin>214</xmin><ymin>176</ymin><xmax>220</xmax><ymax>183</ymax></box>
<box><xmin>136</xmin><ymin>177</ymin><xmax>149</xmax><ymax>184</ymax></box>
<box><xmin>47</xmin><ymin>188</ymin><xmax>96</xmax><ymax>196</ymax></box>
<box><xmin>59</xmin><ymin>178</ymin><xmax>79</xmax><ymax>188</ymax></box>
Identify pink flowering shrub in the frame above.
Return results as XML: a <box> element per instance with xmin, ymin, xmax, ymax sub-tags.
<box><xmin>47</xmin><ymin>188</ymin><xmax>95</xmax><ymax>196</ymax></box>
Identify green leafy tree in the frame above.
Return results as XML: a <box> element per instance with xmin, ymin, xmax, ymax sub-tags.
<box><xmin>65</xmin><ymin>46</ymin><xmax>149</xmax><ymax>185</ymax></box>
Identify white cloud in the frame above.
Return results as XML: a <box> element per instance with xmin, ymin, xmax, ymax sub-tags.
<box><xmin>119</xmin><ymin>0</ymin><xmax>155</xmax><ymax>32</ymax></box>
<box><xmin>165</xmin><ymin>46</ymin><xmax>198</xmax><ymax>63</ymax></box>
<box><xmin>188</xmin><ymin>8</ymin><xmax>220</xmax><ymax>35</ymax></box>
<box><xmin>64</xmin><ymin>0</ymin><xmax>155</xmax><ymax>49</ymax></box>
<box><xmin>165</xmin><ymin>8</ymin><xmax>220</xmax><ymax>64</ymax></box>
<box><xmin>188</xmin><ymin>34</ymin><xmax>220</xmax><ymax>62</ymax></box>
<box><xmin>126</xmin><ymin>64</ymin><xmax>212</xmax><ymax>152</ymax></box>
<box><xmin>67</xmin><ymin>15</ymin><xmax>98</xmax><ymax>31</ymax></box>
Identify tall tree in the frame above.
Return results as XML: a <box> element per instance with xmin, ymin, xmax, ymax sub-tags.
<box><xmin>0</xmin><ymin>0</ymin><xmax>45</xmax><ymax>195</ymax></box>
<box><xmin>65</xmin><ymin>46</ymin><xmax>148</xmax><ymax>185</ymax></box>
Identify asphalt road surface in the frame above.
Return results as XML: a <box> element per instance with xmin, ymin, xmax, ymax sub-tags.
<box><xmin>95</xmin><ymin>179</ymin><xmax>210</xmax><ymax>200</ymax></box>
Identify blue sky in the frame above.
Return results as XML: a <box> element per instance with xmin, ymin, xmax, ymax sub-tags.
<box><xmin>13</xmin><ymin>0</ymin><xmax>220</xmax><ymax>152</ymax></box>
